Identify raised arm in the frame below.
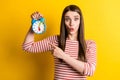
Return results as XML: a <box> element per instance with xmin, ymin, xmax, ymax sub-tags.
<box><xmin>23</xmin><ymin>12</ymin><xmax>42</xmax><ymax>44</ymax></box>
<box><xmin>22</xmin><ymin>12</ymin><xmax>59</xmax><ymax>53</ymax></box>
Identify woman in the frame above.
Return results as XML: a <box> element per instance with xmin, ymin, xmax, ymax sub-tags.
<box><xmin>22</xmin><ymin>5</ymin><xmax>96</xmax><ymax>80</ymax></box>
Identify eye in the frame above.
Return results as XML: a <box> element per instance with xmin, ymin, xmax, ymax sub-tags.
<box><xmin>65</xmin><ymin>17</ymin><xmax>70</xmax><ymax>22</ymax></box>
<box><xmin>74</xmin><ymin>18</ymin><xmax>79</xmax><ymax>21</ymax></box>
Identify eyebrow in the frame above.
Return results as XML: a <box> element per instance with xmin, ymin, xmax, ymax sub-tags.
<box><xmin>65</xmin><ymin>16</ymin><xmax>69</xmax><ymax>18</ymax></box>
<box><xmin>65</xmin><ymin>15</ymin><xmax>80</xmax><ymax>18</ymax></box>
<box><xmin>74</xmin><ymin>15</ymin><xmax>80</xmax><ymax>17</ymax></box>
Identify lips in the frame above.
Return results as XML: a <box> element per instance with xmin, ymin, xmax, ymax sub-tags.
<box><xmin>69</xmin><ymin>28</ymin><xmax>74</xmax><ymax>31</ymax></box>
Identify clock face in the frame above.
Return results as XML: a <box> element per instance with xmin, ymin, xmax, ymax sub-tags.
<box><xmin>32</xmin><ymin>20</ymin><xmax>45</xmax><ymax>34</ymax></box>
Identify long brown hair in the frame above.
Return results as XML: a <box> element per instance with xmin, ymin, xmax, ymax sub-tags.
<box><xmin>59</xmin><ymin>5</ymin><xmax>87</xmax><ymax>62</ymax></box>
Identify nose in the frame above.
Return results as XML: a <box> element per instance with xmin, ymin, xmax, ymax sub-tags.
<box><xmin>70</xmin><ymin>20</ymin><xmax>74</xmax><ymax>26</ymax></box>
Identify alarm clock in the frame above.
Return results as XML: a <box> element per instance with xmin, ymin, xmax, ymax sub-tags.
<box><xmin>32</xmin><ymin>17</ymin><xmax>46</xmax><ymax>34</ymax></box>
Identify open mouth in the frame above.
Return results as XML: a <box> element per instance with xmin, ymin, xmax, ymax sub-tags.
<box><xmin>69</xmin><ymin>28</ymin><xmax>74</xmax><ymax>32</ymax></box>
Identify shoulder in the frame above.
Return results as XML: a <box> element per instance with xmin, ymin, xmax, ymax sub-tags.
<box><xmin>85</xmin><ymin>40</ymin><xmax>96</xmax><ymax>48</ymax></box>
<box><xmin>86</xmin><ymin>40</ymin><xmax>96</xmax><ymax>44</ymax></box>
<box><xmin>85</xmin><ymin>40</ymin><xmax>96</xmax><ymax>55</ymax></box>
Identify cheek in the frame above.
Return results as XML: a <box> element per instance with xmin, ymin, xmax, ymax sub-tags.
<box><xmin>75</xmin><ymin>21</ymin><xmax>80</xmax><ymax>27</ymax></box>
<box><xmin>76</xmin><ymin>21</ymin><xmax>80</xmax><ymax>25</ymax></box>
<box><xmin>65</xmin><ymin>21</ymin><xmax>69</xmax><ymax>25</ymax></box>
<box><xmin>75</xmin><ymin>22</ymin><xmax>80</xmax><ymax>30</ymax></box>
<box><xmin>65</xmin><ymin>22</ymin><xmax>69</xmax><ymax>28</ymax></box>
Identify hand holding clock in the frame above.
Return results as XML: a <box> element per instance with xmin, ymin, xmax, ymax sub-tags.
<box><xmin>31</xmin><ymin>12</ymin><xmax>43</xmax><ymax>20</ymax></box>
<box><xmin>31</xmin><ymin>12</ymin><xmax>46</xmax><ymax>34</ymax></box>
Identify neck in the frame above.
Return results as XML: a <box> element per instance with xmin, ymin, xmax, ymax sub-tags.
<box><xmin>67</xmin><ymin>34</ymin><xmax>78</xmax><ymax>41</ymax></box>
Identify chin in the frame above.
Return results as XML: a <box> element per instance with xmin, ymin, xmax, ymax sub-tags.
<box><xmin>69</xmin><ymin>32</ymin><xmax>75</xmax><ymax>35</ymax></box>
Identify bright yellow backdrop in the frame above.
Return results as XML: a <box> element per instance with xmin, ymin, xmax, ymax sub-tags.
<box><xmin>0</xmin><ymin>0</ymin><xmax>120</xmax><ymax>80</ymax></box>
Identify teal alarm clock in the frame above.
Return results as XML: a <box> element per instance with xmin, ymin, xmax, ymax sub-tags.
<box><xmin>32</xmin><ymin>17</ymin><xmax>46</xmax><ymax>34</ymax></box>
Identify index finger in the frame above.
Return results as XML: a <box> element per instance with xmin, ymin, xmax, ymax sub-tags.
<box><xmin>48</xmin><ymin>43</ymin><xmax>56</xmax><ymax>48</ymax></box>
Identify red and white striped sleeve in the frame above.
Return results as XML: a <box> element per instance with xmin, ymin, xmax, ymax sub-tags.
<box><xmin>22</xmin><ymin>35</ymin><xmax>58</xmax><ymax>53</ymax></box>
<box><xmin>83</xmin><ymin>40</ymin><xmax>97</xmax><ymax>76</ymax></box>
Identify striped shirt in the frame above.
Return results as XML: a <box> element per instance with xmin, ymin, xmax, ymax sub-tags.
<box><xmin>22</xmin><ymin>35</ymin><xmax>96</xmax><ymax>80</ymax></box>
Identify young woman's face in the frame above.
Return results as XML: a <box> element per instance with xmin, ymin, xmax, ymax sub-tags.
<box><xmin>64</xmin><ymin>11</ymin><xmax>80</xmax><ymax>35</ymax></box>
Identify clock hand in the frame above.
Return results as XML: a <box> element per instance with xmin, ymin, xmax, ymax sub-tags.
<box><xmin>38</xmin><ymin>22</ymin><xmax>41</xmax><ymax>31</ymax></box>
<box><xmin>38</xmin><ymin>26</ymin><xmax>40</xmax><ymax>31</ymax></box>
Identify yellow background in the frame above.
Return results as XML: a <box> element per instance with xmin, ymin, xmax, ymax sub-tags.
<box><xmin>0</xmin><ymin>0</ymin><xmax>120</xmax><ymax>80</ymax></box>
